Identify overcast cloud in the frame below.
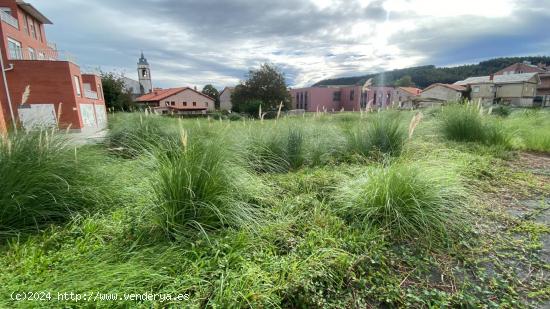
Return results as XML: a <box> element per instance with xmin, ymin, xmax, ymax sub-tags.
<box><xmin>34</xmin><ymin>0</ymin><xmax>550</xmax><ymax>88</ymax></box>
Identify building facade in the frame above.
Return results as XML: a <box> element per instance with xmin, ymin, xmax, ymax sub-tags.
<box><xmin>219</xmin><ymin>87</ymin><xmax>234</xmax><ymax>111</ymax></box>
<box><xmin>289</xmin><ymin>85</ymin><xmax>421</xmax><ymax>112</ymax></box>
<box><xmin>455</xmin><ymin>73</ymin><xmax>540</xmax><ymax>106</ymax></box>
<box><xmin>0</xmin><ymin>0</ymin><xmax>106</xmax><ymax>133</ymax></box>
<box><xmin>419</xmin><ymin>83</ymin><xmax>465</xmax><ymax>107</ymax></box>
<box><xmin>136</xmin><ymin>87</ymin><xmax>215</xmax><ymax>115</ymax></box>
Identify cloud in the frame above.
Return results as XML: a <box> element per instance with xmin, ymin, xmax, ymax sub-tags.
<box><xmin>33</xmin><ymin>0</ymin><xmax>550</xmax><ymax>89</ymax></box>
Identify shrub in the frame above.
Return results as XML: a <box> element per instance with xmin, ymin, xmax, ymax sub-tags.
<box><xmin>492</xmin><ymin>105</ymin><xmax>511</xmax><ymax>117</ymax></box>
<box><xmin>440</xmin><ymin>104</ymin><xmax>509</xmax><ymax>147</ymax></box>
<box><xmin>107</xmin><ymin>113</ymin><xmax>168</xmax><ymax>157</ymax></box>
<box><xmin>247</xmin><ymin>126</ymin><xmax>305</xmax><ymax>173</ymax></box>
<box><xmin>335</xmin><ymin>162</ymin><xmax>467</xmax><ymax>246</ymax></box>
<box><xmin>0</xmin><ymin>132</ymin><xmax>107</xmax><ymax>238</ymax></box>
<box><xmin>346</xmin><ymin>112</ymin><xmax>406</xmax><ymax>158</ymax></box>
<box><xmin>151</xmin><ymin>132</ymin><xmax>261</xmax><ymax>237</ymax></box>
<box><xmin>228</xmin><ymin>113</ymin><xmax>244</xmax><ymax>121</ymax></box>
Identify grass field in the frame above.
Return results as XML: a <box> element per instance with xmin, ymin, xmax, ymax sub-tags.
<box><xmin>1</xmin><ymin>104</ymin><xmax>549</xmax><ymax>308</ymax></box>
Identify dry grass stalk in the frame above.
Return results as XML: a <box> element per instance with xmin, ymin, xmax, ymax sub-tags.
<box><xmin>276</xmin><ymin>102</ymin><xmax>283</xmax><ymax>120</ymax></box>
<box><xmin>408</xmin><ymin>111</ymin><xmax>424</xmax><ymax>139</ymax></box>
<box><xmin>56</xmin><ymin>103</ymin><xmax>63</xmax><ymax>126</ymax></box>
<box><xmin>21</xmin><ymin>85</ymin><xmax>31</xmax><ymax>105</ymax></box>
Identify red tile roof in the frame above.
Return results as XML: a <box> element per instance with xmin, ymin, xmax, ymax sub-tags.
<box><xmin>136</xmin><ymin>87</ymin><xmax>214</xmax><ymax>102</ymax></box>
<box><xmin>154</xmin><ymin>106</ymin><xmax>207</xmax><ymax>111</ymax></box>
<box><xmin>399</xmin><ymin>87</ymin><xmax>422</xmax><ymax>95</ymax></box>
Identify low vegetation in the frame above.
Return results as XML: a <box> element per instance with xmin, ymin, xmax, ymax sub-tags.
<box><xmin>1</xmin><ymin>105</ymin><xmax>549</xmax><ymax>308</ymax></box>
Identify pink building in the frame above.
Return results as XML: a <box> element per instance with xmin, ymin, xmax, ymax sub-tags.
<box><xmin>290</xmin><ymin>85</ymin><xmax>421</xmax><ymax>112</ymax></box>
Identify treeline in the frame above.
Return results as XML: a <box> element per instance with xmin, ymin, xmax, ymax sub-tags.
<box><xmin>313</xmin><ymin>56</ymin><xmax>550</xmax><ymax>88</ymax></box>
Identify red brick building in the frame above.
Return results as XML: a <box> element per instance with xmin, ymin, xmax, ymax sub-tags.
<box><xmin>0</xmin><ymin>0</ymin><xmax>106</xmax><ymax>133</ymax></box>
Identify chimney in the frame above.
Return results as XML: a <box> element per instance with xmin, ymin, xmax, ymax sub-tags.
<box><xmin>489</xmin><ymin>74</ymin><xmax>494</xmax><ymax>81</ymax></box>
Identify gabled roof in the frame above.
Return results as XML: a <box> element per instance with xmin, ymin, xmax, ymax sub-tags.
<box><xmin>16</xmin><ymin>1</ymin><xmax>52</xmax><ymax>24</ymax></box>
<box><xmin>136</xmin><ymin>87</ymin><xmax>214</xmax><ymax>102</ymax></box>
<box><xmin>424</xmin><ymin>83</ymin><xmax>466</xmax><ymax>92</ymax></box>
<box><xmin>220</xmin><ymin>87</ymin><xmax>235</xmax><ymax>95</ymax></box>
<box><xmin>399</xmin><ymin>87</ymin><xmax>422</xmax><ymax>95</ymax></box>
<box><xmin>454</xmin><ymin>73</ymin><xmax>539</xmax><ymax>86</ymax></box>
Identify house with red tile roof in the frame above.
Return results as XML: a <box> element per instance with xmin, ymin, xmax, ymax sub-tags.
<box><xmin>136</xmin><ymin>87</ymin><xmax>215</xmax><ymax>115</ymax></box>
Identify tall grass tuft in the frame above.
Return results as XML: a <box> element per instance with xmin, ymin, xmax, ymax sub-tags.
<box><xmin>151</xmin><ymin>132</ymin><xmax>262</xmax><ymax>238</ymax></box>
<box><xmin>0</xmin><ymin>131</ymin><xmax>107</xmax><ymax>239</ymax></box>
<box><xmin>346</xmin><ymin>112</ymin><xmax>406</xmax><ymax>158</ymax></box>
<box><xmin>247</xmin><ymin>125</ymin><xmax>305</xmax><ymax>172</ymax></box>
<box><xmin>440</xmin><ymin>104</ymin><xmax>510</xmax><ymax>147</ymax></box>
<box><xmin>107</xmin><ymin>113</ymin><xmax>168</xmax><ymax>157</ymax></box>
<box><xmin>335</xmin><ymin>161</ymin><xmax>467</xmax><ymax>246</ymax></box>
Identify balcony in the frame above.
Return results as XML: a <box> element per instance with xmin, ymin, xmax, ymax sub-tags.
<box><xmin>0</xmin><ymin>10</ymin><xmax>19</xmax><ymax>29</ymax></box>
<box><xmin>47</xmin><ymin>41</ymin><xmax>57</xmax><ymax>50</ymax></box>
<box><xmin>7</xmin><ymin>47</ymin><xmax>78</xmax><ymax>64</ymax></box>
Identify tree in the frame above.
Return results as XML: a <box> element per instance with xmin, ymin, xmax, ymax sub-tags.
<box><xmin>231</xmin><ymin>63</ymin><xmax>291</xmax><ymax>116</ymax></box>
<box><xmin>394</xmin><ymin>75</ymin><xmax>415</xmax><ymax>87</ymax></box>
<box><xmin>202</xmin><ymin>84</ymin><xmax>220</xmax><ymax>109</ymax></box>
<box><xmin>101</xmin><ymin>72</ymin><xmax>134</xmax><ymax>112</ymax></box>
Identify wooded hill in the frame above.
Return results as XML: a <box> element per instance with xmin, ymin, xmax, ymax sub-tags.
<box><xmin>313</xmin><ymin>56</ymin><xmax>550</xmax><ymax>88</ymax></box>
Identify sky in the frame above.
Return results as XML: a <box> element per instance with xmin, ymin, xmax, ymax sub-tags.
<box><xmin>34</xmin><ymin>0</ymin><xmax>550</xmax><ymax>89</ymax></box>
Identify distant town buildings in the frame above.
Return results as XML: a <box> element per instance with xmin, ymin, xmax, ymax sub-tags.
<box><xmin>289</xmin><ymin>85</ymin><xmax>422</xmax><ymax>112</ymax></box>
<box><xmin>419</xmin><ymin>84</ymin><xmax>466</xmax><ymax>107</ymax></box>
<box><xmin>135</xmin><ymin>87</ymin><xmax>215</xmax><ymax>115</ymax></box>
<box><xmin>0</xmin><ymin>0</ymin><xmax>106</xmax><ymax>133</ymax></box>
<box><xmin>455</xmin><ymin>72</ymin><xmax>540</xmax><ymax>107</ymax></box>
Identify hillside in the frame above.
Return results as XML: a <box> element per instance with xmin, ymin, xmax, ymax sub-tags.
<box><xmin>313</xmin><ymin>56</ymin><xmax>550</xmax><ymax>88</ymax></box>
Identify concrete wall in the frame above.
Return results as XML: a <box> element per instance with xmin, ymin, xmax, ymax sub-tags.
<box><xmin>160</xmin><ymin>89</ymin><xmax>215</xmax><ymax>111</ymax></box>
<box><xmin>219</xmin><ymin>88</ymin><xmax>233</xmax><ymax>111</ymax></box>
<box><xmin>420</xmin><ymin>86</ymin><xmax>460</xmax><ymax>102</ymax></box>
<box><xmin>538</xmin><ymin>75</ymin><xmax>550</xmax><ymax>96</ymax></box>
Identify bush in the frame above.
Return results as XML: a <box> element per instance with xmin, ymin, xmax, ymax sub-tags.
<box><xmin>346</xmin><ymin>112</ymin><xmax>406</xmax><ymax>158</ymax></box>
<box><xmin>0</xmin><ymin>132</ymin><xmax>107</xmax><ymax>238</ymax></box>
<box><xmin>440</xmin><ymin>104</ymin><xmax>509</xmax><ymax>147</ymax></box>
<box><xmin>492</xmin><ymin>105</ymin><xmax>511</xmax><ymax>117</ymax></box>
<box><xmin>335</xmin><ymin>162</ymin><xmax>467</xmax><ymax>246</ymax></box>
<box><xmin>151</xmin><ymin>133</ymin><xmax>261</xmax><ymax>237</ymax></box>
<box><xmin>228</xmin><ymin>113</ymin><xmax>244</xmax><ymax>121</ymax></box>
<box><xmin>107</xmin><ymin>113</ymin><xmax>168</xmax><ymax>157</ymax></box>
<box><xmin>247</xmin><ymin>126</ymin><xmax>305</xmax><ymax>173</ymax></box>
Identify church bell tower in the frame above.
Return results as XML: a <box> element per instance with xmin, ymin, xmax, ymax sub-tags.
<box><xmin>138</xmin><ymin>51</ymin><xmax>152</xmax><ymax>95</ymax></box>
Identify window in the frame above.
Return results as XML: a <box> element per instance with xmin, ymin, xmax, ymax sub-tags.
<box><xmin>38</xmin><ymin>52</ymin><xmax>45</xmax><ymax>60</ymax></box>
<box><xmin>142</xmin><ymin>69</ymin><xmax>148</xmax><ymax>77</ymax></box>
<box><xmin>171</xmin><ymin>101</ymin><xmax>175</xmax><ymax>106</ymax></box>
<box><xmin>74</xmin><ymin>76</ymin><xmax>82</xmax><ymax>97</ymax></box>
<box><xmin>7</xmin><ymin>38</ymin><xmax>22</xmax><ymax>60</ymax></box>
<box><xmin>36</xmin><ymin>23</ymin><xmax>42</xmax><ymax>42</ymax></box>
<box><xmin>333</xmin><ymin>91</ymin><xmax>341</xmax><ymax>101</ymax></box>
<box><xmin>28</xmin><ymin>48</ymin><xmax>36</xmax><ymax>60</ymax></box>
<box><xmin>206</xmin><ymin>102</ymin><xmax>209</xmax><ymax>107</ymax></box>
<box><xmin>29</xmin><ymin>18</ymin><xmax>36</xmax><ymax>39</ymax></box>
<box><xmin>304</xmin><ymin>92</ymin><xmax>308</xmax><ymax>110</ymax></box>
<box><xmin>350</xmin><ymin>90</ymin><xmax>355</xmax><ymax>101</ymax></box>
<box><xmin>0</xmin><ymin>7</ymin><xmax>11</xmax><ymax>15</ymax></box>
<box><xmin>193</xmin><ymin>102</ymin><xmax>197</xmax><ymax>106</ymax></box>
<box><xmin>472</xmin><ymin>86</ymin><xmax>480</xmax><ymax>93</ymax></box>
<box><xmin>23</xmin><ymin>15</ymin><xmax>29</xmax><ymax>35</ymax></box>
<box><xmin>183</xmin><ymin>102</ymin><xmax>187</xmax><ymax>106</ymax></box>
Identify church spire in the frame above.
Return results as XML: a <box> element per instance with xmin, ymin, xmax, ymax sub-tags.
<box><xmin>138</xmin><ymin>51</ymin><xmax>149</xmax><ymax>65</ymax></box>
